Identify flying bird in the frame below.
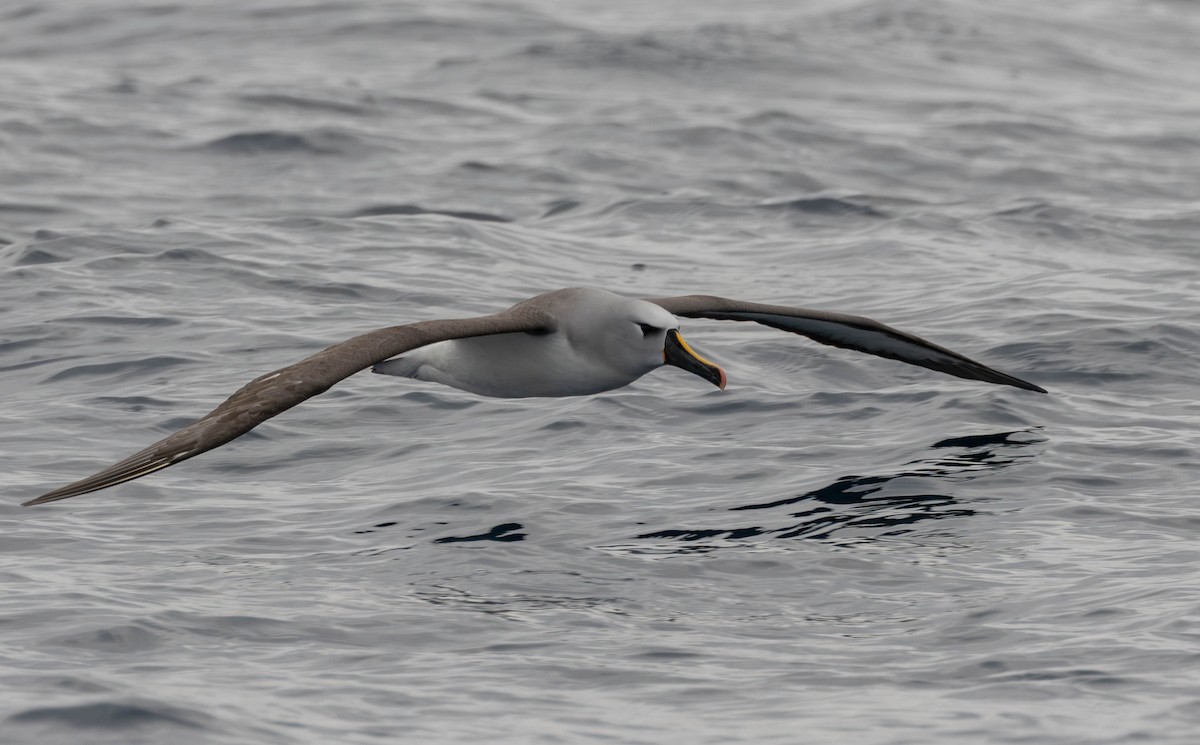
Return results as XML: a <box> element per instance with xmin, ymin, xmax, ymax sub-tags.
<box><xmin>23</xmin><ymin>287</ymin><xmax>1045</xmax><ymax>506</ymax></box>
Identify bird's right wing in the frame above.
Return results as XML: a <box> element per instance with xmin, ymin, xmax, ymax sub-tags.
<box><xmin>24</xmin><ymin>309</ymin><xmax>555</xmax><ymax>506</ymax></box>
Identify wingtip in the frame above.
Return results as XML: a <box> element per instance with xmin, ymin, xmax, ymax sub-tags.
<box><xmin>20</xmin><ymin>456</ymin><xmax>176</xmax><ymax>508</ymax></box>
<box><xmin>1002</xmin><ymin>374</ymin><xmax>1048</xmax><ymax>394</ymax></box>
<box><xmin>21</xmin><ymin>488</ymin><xmax>82</xmax><ymax>507</ymax></box>
<box><xmin>22</xmin><ymin>494</ymin><xmax>60</xmax><ymax>508</ymax></box>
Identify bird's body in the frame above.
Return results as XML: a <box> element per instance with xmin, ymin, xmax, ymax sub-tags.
<box><xmin>375</xmin><ymin>331</ymin><xmax>583</xmax><ymax>397</ymax></box>
<box><xmin>374</xmin><ymin>288</ymin><xmax>682</xmax><ymax>398</ymax></box>
<box><xmin>22</xmin><ymin>287</ymin><xmax>1044</xmax><ymax>507</ymax></box>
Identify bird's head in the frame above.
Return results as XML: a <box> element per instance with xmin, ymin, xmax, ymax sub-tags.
<box><xmin>590</xmin><ymin>293</ymin><xmax>726</xmax><ymax>390</ymax></box>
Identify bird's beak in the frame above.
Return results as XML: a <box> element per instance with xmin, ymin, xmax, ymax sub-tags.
<box><xmin>664</xmin><ymin>329</ymin><xmax>727</xmax><ymax>390</ymax></box>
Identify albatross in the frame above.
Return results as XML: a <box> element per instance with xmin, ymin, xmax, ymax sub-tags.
<box><xmin>23</xmin><ymin>287</ymin><xmax>1045</xmax><ymax>506</ymax></box>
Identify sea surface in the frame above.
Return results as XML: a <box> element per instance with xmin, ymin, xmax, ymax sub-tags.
<box><xmin>2</xmin><ymin>1</ymin><xmax>1199</xmax><ymax>743</ymax></box>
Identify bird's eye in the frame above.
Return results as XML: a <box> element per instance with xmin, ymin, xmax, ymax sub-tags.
<box><xmin>637</xmin><ymin>323</ymin><xmax>660</xmax><ymax>336</ymax></box>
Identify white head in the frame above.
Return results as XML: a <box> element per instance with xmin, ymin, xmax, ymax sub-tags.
<box><xmin>556</xmin><ymin>288</ymin><xmax>726</xmax><ymax>389</ymax></box>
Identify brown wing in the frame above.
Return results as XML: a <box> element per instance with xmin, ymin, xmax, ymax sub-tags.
<box><xmin>647</xmin><ymin>295</ymin><xmax>1045</xmax><ymax>393</ymax></box>
<box><xmin>24</xmin><ymin>309</ymin><xmax>554</xmax><ymax>506</ymax></box>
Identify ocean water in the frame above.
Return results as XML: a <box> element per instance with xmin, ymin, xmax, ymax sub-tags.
<box><xmin>3</xmin><ymin>0</ymin><xmax>1200</xmax><ymax>743</ymax></box>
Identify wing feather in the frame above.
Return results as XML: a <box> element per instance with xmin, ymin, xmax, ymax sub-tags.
<box><xmin>647</xmin><ymin>295</ymin><xmax>1045</xmax><ymax>393</ymax></box>
<box><xmin>24</xmin><ymin>310</ymin><xmax>553</xmax><ymax>506</ymax></box>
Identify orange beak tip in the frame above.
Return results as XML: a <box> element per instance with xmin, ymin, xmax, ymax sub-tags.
<box><xmin>718</xmin><ymin>368</ymin><xmax>727</xmax><ymax>390</ymax></box>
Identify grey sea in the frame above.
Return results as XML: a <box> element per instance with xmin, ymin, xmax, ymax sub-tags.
<box><xmin>3</xmin><ymin>1</ymin><xmax>1199</xmax><ymax>743</ymax></box>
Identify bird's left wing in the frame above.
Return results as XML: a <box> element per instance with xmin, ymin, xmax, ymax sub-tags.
<box><xmin>23</xmin><ymin>309</ymin><xmax>554</xmax><ymax>506</ymax></box>
<box><xmin>646</xmin><ymin>295</ymin><xmax>1045</xmax><ymax>393</ymax></box>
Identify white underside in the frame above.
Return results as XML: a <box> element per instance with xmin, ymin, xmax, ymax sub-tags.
<box><xmin>373</xmin><ymin>332</ymin><xmax>651</xmax><ymax>398</ymax></box>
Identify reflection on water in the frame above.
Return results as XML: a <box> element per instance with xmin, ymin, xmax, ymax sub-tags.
<box><xmin>635</xmin><ymin>430</ymin><xmax>1044</xmax><ymax>547</ymax></box>
<box><xmin>434</xmin><ymin>523</ymin><xmax>526</xmax><ymax>544</ymax></box>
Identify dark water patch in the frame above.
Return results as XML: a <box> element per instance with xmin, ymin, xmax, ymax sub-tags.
<box><xmin>984</xmin><ymin>667</ymin><xmax>1136</xmax><ymax>688</ymax></box>
<box><xmin>18</xmin><ymin>8</ymin><xmax>115</xmax><ymax>37</ymax></box>
<box><xmin>452</xmin><ymin>159</ymin><xmax>573</xmax><ymax>187</ymax></box>
<box><xmin>939</xmin><ymin>118</ymin><xmax>1074</xmax><ymax>143</ymax></box>
<box><xmin>61</xmin><ymin>314</ymin><xmax>180</xmax><ymax>328</ymax></box>
<box><xmin>0</xmin><ymin>5</ymin><xmax>42</xmax><ymax>23</ymax></box>
<box><xmin>32</xmin><ymin>676</ymin><xmax>114</xmax><ymax>695</ymax></box>
<box><xmin>237</xmin><ymin>92</ymin><xmax>375</xmax><ymax>116</ymax></box>
<box><xmin>459</xmin><ymin>160</ymin><xmax>500</xmax><ymax>172</ymax></box>
<box><xmin>109</xmin><ymin>76</ymin><xmax>137</xmax><ymax>93</ymax></box>
<box><xmin>329</xmin><ymin>8</ymin><xmax>569</xmax><ymax>42</ymax></box>
<box><xmin>4</xmin><ymin>243</ymin><xmax>70</xmax><ymax>265</ymax></box>
<box><xmin>811</xmin><ymin>1</ymin><xmax>1013</xmax><ymax>46</ymax></box>
<box><xmin>199</xmin><ymin>129</ymin><xmax>366</xmax><ymax>155</ymax></box>
<box><xmin>47</xmin><ymin>622</ymin><xmax>162</xmax><ymax>653</ymax></box>
<box><xmin>354</xmin><ymin>520</ymin><xmax>399</xmax><ymax>535</ymax></box>
<box><xmin>434</xmin><ymin>522</ymin><xmax>526</xmax><ymax>543</ymax></box>
<box><xmin>758</xmin><ymin>196</ymin><xmax>887</xmax><ymax>218</ymax></box>
<box><xmin>739</xmin><ymin>109</ymin><xmax>828</xmax><ymax>131</ymax></box>
<box><xmin>779</xmin><ymin>493</ymin><xmax>973</xmax><ymax>540</ymax></box>
<box><xmin>8</xmin><ymin>700</ymin><xmax>206</xmax><ymax>730</ymax></box>
<box><xmin>0</xmin><ymin>351</ymin><xmax>88</xmax><ymax>374</ymax></box>
<box><xmin>348</xmin><ymin>204</ymin><xmax>510</xmax><ymax>223</ymax></box>
<box><xmin>538</xmin><ymin>418</ymin><xmax>587</xmax><ymax>432</ymax></box>
<box><xmin>639</xmin><ymin>487</ymin><xmax>973</xmax><ymax>546</ymax></box>
<box><xmin>637</xmin><ymin>431</ymin><xmax>1039</xmax><ymax>547</ymax></box>
<box><xmin>254</xmin><ymin>276</ymin><xmax>376</xmax><ymax>299</ymax></box>
<box><xmin>541</xmin><ymin>199</ymin><xmax>581</xmax><ymax>218</ymax></box>
<box><xmin>932</xmin><ymin>429</ymin><xmax>1043</xmax><ymax>448</ymax></box>
<box><xmin>5</xmin><ymin>232</ymin><xmax>165</xmax><ymax>266</ymax></box>
<box><xmin>641</xmin><ymin>496</ymin><xmax>975</xmax><ymax>546</ymax></box>
<box><xmin>0</xmin><ymin>201</ymin><xmax>65</xmax><ymax>215</ymax></box>
<box><xmin>1121</xmin><ymin>132</ymin><xmax>1200</xmax><ymax>156</ymax></box>
<box><xmin>45</xmin><ymin>356</ymin><xmax>194</xmax><ymax>383</ymax></box>
<box><xmin>639</xmin><ymin>526</ymin><xmax>767</xmax><ymax>542</ymax></box>
<box><xmin>985</xmin><ymin>200</ymin><xmax>1096</xmax><ymax>232</ymax></box>
<box><xmin>670</xmin><ymin>396</ymin><xmax>804</xmax><ymax>417</ymax></box>
<box><xmin>0</xmin><ymin>338</ymin><xmax>43</xmax><ymax>356</ymax></box>
<box><xmin>150</xmin><ymin>245</ymin><xmax>265</xmax><ymax>266</ymax></box>
<box><xmin>519</xmin><ymin>24</ymin><xmax>806</xmax><ymax>74</ymax></box>
<box><xmin>394</xmin><ymin>391</ymin><xmax>482</xmax><ymax>410</ymax></box>
<box><xmin>88</xmin><ymin>394</ymin><xmax>181</xmax><ymax>411</ymax></box>
<box><xmin>634</xmin><ymin>648</ymin><xmax>705</xmax><ymax>661</ymax></box>
<box><xmin>583</xmin><ymin>194</ymin><xmax>887</xmax><ymax>229</ymax></box>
